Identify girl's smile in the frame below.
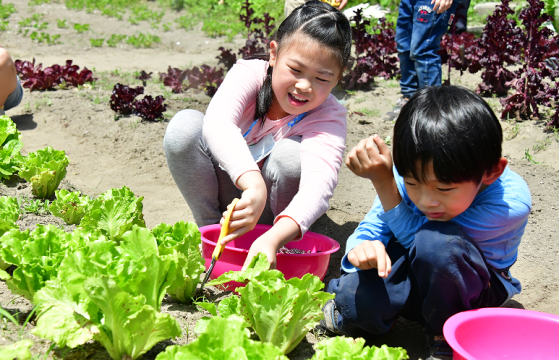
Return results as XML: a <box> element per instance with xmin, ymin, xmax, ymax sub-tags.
<box><xmin>267</xmin><ymin>35</ymin><xmax>343</xmax><ymax>120</ymax></box>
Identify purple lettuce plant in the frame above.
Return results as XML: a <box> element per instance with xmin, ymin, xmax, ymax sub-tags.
<box><xmin>341</xmin><ymin>10</ymin><xmax>399</xmax><ymax>90</ymax></box>
<box><xmin>109</xmin><ymin>83</ymin><xmax>144</xmax><ymax>115</ymax></box>
<box><xmin>500</xmin><ymin>0</ymin><xmax>559</xmax><ymax>120</ymax></box>
<box><xmin>133</xmin><ymin>95</ymin><xmax>167</xmax><ymax>121</ymax></box>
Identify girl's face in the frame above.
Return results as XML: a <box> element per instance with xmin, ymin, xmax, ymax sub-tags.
<box><xmin>267</xmin><ymin>35</ymin><xmax>343</xmax><ymax>120</ymax></box>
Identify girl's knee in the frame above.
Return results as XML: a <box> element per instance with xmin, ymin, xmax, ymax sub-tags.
<box><xmin>266</xmin><ymin>136</ymin><xmax>301</xmax><ymax>177</ymax></box>
<box><xmin>163</xmin><ymin>110</ymin><xmax>203</xmax><ymax>152</ymax></box>
<box><xmin>0</xmin><ymin>48</ymin><xmax>12</xmax><ymax>68</ymax></box>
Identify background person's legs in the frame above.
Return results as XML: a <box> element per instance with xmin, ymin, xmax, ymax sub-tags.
<box><xmin>409</xmin><ymin>0</ymin><xmax>459</xmax><ymax>91</ymax></box>
<box><xmin>0</xmin><ymin>48</ymin><xmax>19</xmax><ymax>111</ymax></box>
<box><xmin>284</xmin><ymin>0</ymin><xmax>310</xmax><ymax>18</ymax></box>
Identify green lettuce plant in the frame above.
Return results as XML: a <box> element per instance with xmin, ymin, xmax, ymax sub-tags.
<box><xmin>155</xmin><ymin>315</ymin><xmax>288</xmax><ymax>360</ymax></box>
<box><xmin>0</xmin><ymin>139</ymin><xmax>24</xmax><ymax>180</ymax></box>
<box><xmin>207</xmin><ymin>251</ymin><xmax>273</xmax><ymax>287</ymax></box>
<box><xmin>152</xmin><ymin>221</ymin><xmax>205</xmax><ymax>303</ymax></box>
<box><xmin>209</xmin><ymin>253</ymin><xmax>334</xmax><ymax>354</ymax></box>
<box><xmin>0</xmin><ymin>339</ymin><xmax>33</xmax><ymax>360</ymax></box>
<box><xmin>0</xmin><ymin>226</ymin><xmax>97</xmax><ymax>300</ymax></box>
<box><xmin>49</xmin><ymin>189</ymin><xmax>90</xmax><ymax>225</ymax></box>
<box><xmin>0</xmin><ymin>196</ymin><xmax>19</xmax><ymax>270</ymax></box>
<box><xmin>0</xmin><ymin>115</ymin><xmax>21</xmax><ymax>146</ymax></box>
<box><xmin>79</xmin><ymin>186</ymin><xmax>145</xmax><ymax>242</ymax></box>
<box><xmin>0</xmin><ymin>196</ymin><xmax>19</xmax><ymax>237</ymax></box>
<box><xmin>33</xmin><ymin>225</ymin><xmax>181</xmax><ymax>360</ymax></box>
<box><xmin>311</xmin><ymin>337</ymin><xmax>409</xmax><ymax>360</ymax></box>
<box><xmin>18</xmin><ymin>146</ymin><xmax>69</xmax><ymax>199</ymax></box>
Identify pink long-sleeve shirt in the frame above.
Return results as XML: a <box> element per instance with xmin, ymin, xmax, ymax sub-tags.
<box><xmin>203</xmin><ymin>59</ymin><xmax>347</xmax><ymax>235</ymax></box>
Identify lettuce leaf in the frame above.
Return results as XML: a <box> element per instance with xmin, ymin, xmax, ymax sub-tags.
<box><xmin>49</xmin><ymin>189</ymin><xmax>91</xmax><ymax>225</ymax></box>
<box><xmin>85</xmin><ymin>275</ymin><xmax>181</xmax><ymax>360</ymax></box>
<box><xmin>33</xmin><ymin>226</ymin><xmax>182</xmax><ymax>359</ymax></box>
<box><xmin>237</xmin><ymin>272</ymin><xmax>334</xmax><ymax>354</ymax></box>
<box><xmin>0</xmin><ymin>115</ymin><xmax>21</xmax><ymax>146</ymax></box>
<box><xmin>193</xmin><ymin>296</ymin><xmax>245</xmax><ymax>335</ymax></box>
<box><xmin>0</xmin><ymin>196</ymin><xmax>19</xmax><ymax>238</ymax></box>
<box><xmin>0</xmin><ymin>225</ymin><xmax>75</xmax><ymax>300</ymax></box>
<box><xmin>18</xmin><ymin>146</ymin><xmax>69</xmax><ymax>199</ymax></box>
<box><xmin>155</xmin><ymin>315</ymin><xmax>288</xmax><ymax>360</ymax></box>
<box><xmin>0</xmin><ymin>139</ymin><xmax>24</xmax><ymax>180</ymax></box>
<box><xmin>311</xmin><ymin>337</ymin><xmax>409</xmax><ymax>360</ymax></box>
<box><xmin>79</xmin><ymin>186</ymin><xmax>146</xmax><ymax>242</ymax></box>
<box><xmin>152</xmin><ymin>221</ymin><xmax>204</xmax><ymax>302</ymax></box>
<box><xmin>207</xmin><ymin>252</ymin><xmax>277</xmax><ymax>286</ymax></box>
<box><xmin>0</xmin><ymin>339</ymin><xmax>33</xmax><ymax>360</ymax></box>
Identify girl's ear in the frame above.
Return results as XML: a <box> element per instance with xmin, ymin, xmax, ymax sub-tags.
<box><xmin>269</xmin><ymin>40</ymin><xmax>279</xmax><ymax>67</ymax></box>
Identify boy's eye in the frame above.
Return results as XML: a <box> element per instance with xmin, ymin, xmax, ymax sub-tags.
<box><xmin>288</xmin><ymin>66</ymin><xmax>300</xmax><ymax>73</ymax></box>
<box><xmin>316</xmin><ymin>77</ymin><xmax>328</xmax><ymax>82</ymax></box>
<box><xmin>437</xmin><ymin>187</ymin><xmax>455</xmax><ymax>192</ymax></box>
<box><xmin>405</xmin><ymin>181</ymin><xmax>417</xmax><ymax>187</ymax></box>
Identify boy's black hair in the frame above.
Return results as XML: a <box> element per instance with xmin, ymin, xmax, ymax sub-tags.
<box><xmin>252</xmin><ymin>0</ymin><xmax>352</xmax><ymax>124</ymax></box>
<box><xmin>393</xmin><ymin>86</ymin><xmax>503</xmax><ymax>184</ymax></box>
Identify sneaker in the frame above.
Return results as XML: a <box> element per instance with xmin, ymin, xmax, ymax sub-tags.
<box><xmin>315</xmin><ymin>299</ymin><xmax>342</xmax><ymax>336</ymax></box>
<box><xmin>425</xmin><ymin>333</ymin><xmax>453</xmax><ymax>360</ymax></box>
<box><xmin>382</xmin><ymin>97</ymin><xmax>409</xmax><ymax>121</ymax></box>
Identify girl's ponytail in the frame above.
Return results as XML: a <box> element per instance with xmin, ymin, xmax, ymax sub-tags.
<box><xmin>254</xmin><ymin>64</ymin><xmax>274</xmax><ymax>125</ymax></box>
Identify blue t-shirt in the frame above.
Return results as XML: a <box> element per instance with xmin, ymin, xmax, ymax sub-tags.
<box><xmin>342</xmin><ymin>166</ymin><xmax>532</xmax><ymax>301</ymax></box>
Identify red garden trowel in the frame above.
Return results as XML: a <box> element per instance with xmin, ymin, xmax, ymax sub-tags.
<box><xmin>198</xmin><ymin>198</ymin><xmax>240</xmax><ymax>295</ymax></box>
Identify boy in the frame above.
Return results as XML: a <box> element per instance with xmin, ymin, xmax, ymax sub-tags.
<box><xmin>383</xmin><ymin>0</ymin><xmax>459</xmax><ymax>121</ymax></box>
<box><xmin>319</xmin><ymin>86</ymin><xmax>531</xmax><ymax>360</ymax></box>
<box><xmin>0</xmin><ymin>47</ymin><xmax>23</xmax><ymax>116</ymax></box>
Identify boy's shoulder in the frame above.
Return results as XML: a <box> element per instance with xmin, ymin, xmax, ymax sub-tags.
<box><xmin>483</xmin><ymin>166</ymin><xmax>531</xmax><ymax>205</ymax></box>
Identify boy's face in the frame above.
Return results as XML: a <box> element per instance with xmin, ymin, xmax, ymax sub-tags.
<box><xmin>403</xmin><ymin>161</ymin><xmax>483</xmax><ymax>221</ymax></box>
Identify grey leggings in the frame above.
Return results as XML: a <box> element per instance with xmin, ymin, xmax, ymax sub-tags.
<box><xmin>163</xmin><ymin>109</ymin><xmax>301</xmax><ymax>227</ymax></box>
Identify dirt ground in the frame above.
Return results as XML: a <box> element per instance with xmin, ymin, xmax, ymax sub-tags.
<box><xmin>1</xmin><ymin>1</ymin><xmax>559</xmax><ymax>359</ymax></box>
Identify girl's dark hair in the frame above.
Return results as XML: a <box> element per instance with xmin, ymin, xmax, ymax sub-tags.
<box><xmin>253</xmin><ymin>0</ymin><xmax>352</xmax><ymax>123</ymax></box>
<box><xmin>393</xmin><ymin>86</ymin><xmax>503</xmax><ymax>184</ymax></box>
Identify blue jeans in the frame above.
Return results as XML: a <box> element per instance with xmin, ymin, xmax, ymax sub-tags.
<box><xmin>396</xmin><ymin>0</ymin><xmax>460</xmax><ymax>98</ymax></box>
<box><xmin>327</xmin><ymin>222</ymin><xmax>508</xmax><ymax>336</ymax></box>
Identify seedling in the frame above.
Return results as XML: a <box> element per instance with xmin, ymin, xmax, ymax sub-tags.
<box><xmin>73</xmin><ymin>23</ymin><xmax>89</xmax><ymax>33</ymax></box>
<box><xmin>90</xmin><ymin>38</ymin><xmax>104</xmax><ymax>47</ymax></box>
<box><xmin>57</xmin><ymin>19</ymin><xmax>67</xmax><ymax>28</ymax></box>
<box><xmin>523</xmin><ymin>149</ymin><xmax>540</xmax><ymax>164</ymax></box>
<box><xmin>125</xmin><ymin>33</ymin><xmax>160</xmax><ymax>48</ymax></box>
<box><xmin>356</xmin><ymin>108</ymin><xmax>380</xmax><ymax>117</ymax></box>
<box><xmin>106</xmin><ymin>34</ymin><xmax>126</xmax><ymax>47</ymax></box>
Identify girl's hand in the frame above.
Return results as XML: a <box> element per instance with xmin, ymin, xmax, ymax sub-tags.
<box><xmin>347</xmin><ymin>240</ymin><xmax>392</xmax><ymax>277</ymax></box>
<box><xmin>242</xmin><ymin>236</ymin><xmax>279</xmax><ymax>270</ymax></box>
<box><xmin>241</xmin><ymin>217</ymin><xmax>301</xmax><ymax>270</ymax></box>
<box><xmin>345</xmin><ymin>134</ymin><xmax>393</xmax><ymax>185</ymax></box>
<box><xmin>220</xmin><ymin>171</ymin><xmax>267</xmax><ymax>245</ymax></box>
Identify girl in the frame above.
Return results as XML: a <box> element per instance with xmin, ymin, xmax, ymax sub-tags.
<box><xmin>163</xmin><ymin>1</ymin><xmax>352</xmax><ymax>268</ymax></box>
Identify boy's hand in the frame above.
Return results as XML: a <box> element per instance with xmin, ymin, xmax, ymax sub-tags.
<box><xmin>431</xmin><ymin>0</ymin><xmax>452</xmax><ymax>13</ymax></box>
<box><xmin>345</xmin><ymin>134</ymin><xmax>393</xmax><ymax>185</ymax></box>
<box><xmin>348</xmin><ymin>240</ymin><xmax>392</xmax><ymax>277</ymax></box>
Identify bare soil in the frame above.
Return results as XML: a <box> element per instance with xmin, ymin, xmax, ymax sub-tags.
<box><xmin>1</xmin><ymin>1</ymin><xmax>559</xmax><ymax>359</ymax></box>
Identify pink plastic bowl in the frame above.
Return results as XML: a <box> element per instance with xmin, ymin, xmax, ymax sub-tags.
<box><xmin>443</xmin><ymin>307</ymin><xmax>559</xmax><ymax>360</ymax></box>
<box><xmin>200</xmin><ymin>224</ymin><xmax>340</xmax><ymax>290</ymax></box>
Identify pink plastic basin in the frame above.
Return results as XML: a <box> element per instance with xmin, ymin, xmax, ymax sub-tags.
<box><xmin>200</xmin><ymin>224</ymin><xmax>340</xmax><ymax>290</ymax></box>
<box><xmin>443</xmin><ymin>307</ymin><xmax>559</xmax><ymax>360</ymax></box>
